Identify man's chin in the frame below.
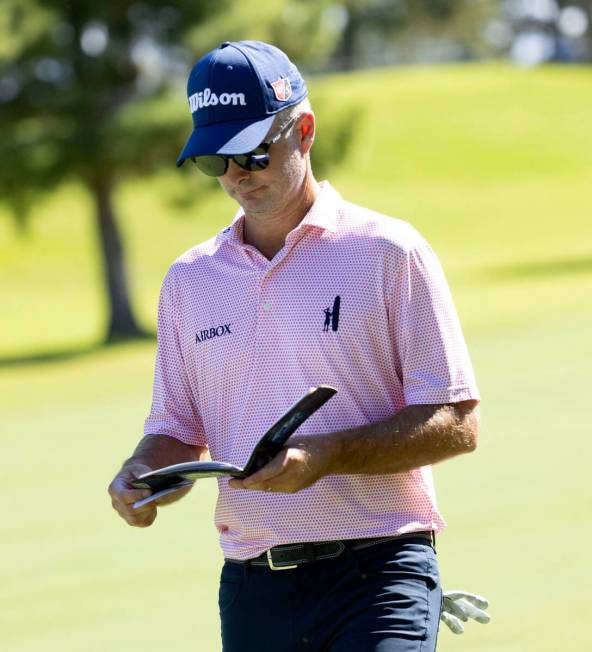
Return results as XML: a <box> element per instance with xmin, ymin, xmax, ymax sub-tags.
<box><xmin>241</xmin><ymin>203</ymin><xmax>270</xmax><ymax>216</ymax></box>
<box><xmin>238</xmin><ymin>194</ymin><xmax>273</xmax><ymax>215</ymax></box>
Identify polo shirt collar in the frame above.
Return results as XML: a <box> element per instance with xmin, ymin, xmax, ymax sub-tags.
<box><xmin>213</xmin><ymin>180</ymin><xmax>340</xmax><ymax>253</ymax></box>
<box><xmin>296</xmin><ymin>180</ymin><xmax>340</xmax><ymax>234</ymax></box>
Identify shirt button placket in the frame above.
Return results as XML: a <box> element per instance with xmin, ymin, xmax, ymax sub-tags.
<box><xmin>260</xmin><ymin>269</ymin><xmax>273</xmax><ymax>315</ymax></box>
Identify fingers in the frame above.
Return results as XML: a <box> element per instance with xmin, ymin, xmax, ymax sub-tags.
<box><xmin>108</xmin><ymin>464</ymin><xmax>158</xmax><ymax>527</ymax></box>
<box><xmin>440</xmin><ymin>611</ymin><xmax>464</xmax><ymax>635</ymax></box>
<box><xmin>227</xmin><ymin>478</ymin><xmax>245</xmax><ymax>490</ymax></box>
<box><xmin>243</xmin><ymin>457</ymin><xmax>286</xmax><ymax>489</ymax></box>
<box><xmin>134</xmin><ymin>482</ymin><xmax>194</xmax><ymax>508</ymax></box>
<box><xmin>110</xmin><ymin>491</ymin><xmax>157</xmax><ymax>527</ymax></box>
<box><xmin>109</xmin><ymin>474</ymin><xmax>151</xmax><ymax>505</ymax></box>
<box><xmin>228</xmin><ymin>453</ymin><xmax>287</xmax><ymax>491</ymax></box>
<box><xmin>116</xmin><ymin>501</ymin><xmax>158</xmax><ymax>528</ymax></box>
<box><xmin>228</xmin><ymin>444</ymin><xmax>324</xmax><ymax>494</ymax></box>
<box><xmin>230</xmin><ymin>450</ymin><xmax>317</xmax><ymax>493</ymax></box>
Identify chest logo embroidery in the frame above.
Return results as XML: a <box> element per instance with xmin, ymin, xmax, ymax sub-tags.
<box><xmin>195</xmin><ymin>323</ymin><xmax>232</xmax><ymax>343</ymax></box>
<box><xmin>323</xmin><ymin>296</ymin><xmax>341</xmax><ymax>332</ymax></box>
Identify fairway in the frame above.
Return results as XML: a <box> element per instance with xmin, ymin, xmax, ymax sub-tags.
<box><xmin>1</xmin><ymin>64</ymin><xmax>591</xmax><ymax>651</ymax></box>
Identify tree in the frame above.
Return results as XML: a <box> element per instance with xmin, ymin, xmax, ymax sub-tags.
<box><xmin>0</xmin><ymin>0</ymin><xmax>235</xmax><ymax>340</ymax></box>
<box><xmin>330</xmin><ymin>0</ymin><xmax>497</xmax><ymax>69</ymax></box>
<box><xmin>0</xmin><ymin>0</ymin><xmax>344</xmax><ymax>343</ymax></box>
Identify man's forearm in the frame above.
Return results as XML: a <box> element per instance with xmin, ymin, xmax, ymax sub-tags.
<box><xmin>305</xmin><ymin>400</ymin><xmax>479</xmax><ymax>476</ymax></box>
<box><xmin>124</xmin><ymin>433</ymin><xmax>206</xmax><ymax>470</ymax></box>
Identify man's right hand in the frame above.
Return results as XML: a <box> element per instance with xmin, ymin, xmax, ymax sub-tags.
<box><xmin>108</xmin><ymin>463</ymin><xmax>159</xmax><ymax>527</ymax></box>
<box><xmin>108</xmin><ymin>435</ymin><xmax>205</xmax><ymax>527</ymax></box>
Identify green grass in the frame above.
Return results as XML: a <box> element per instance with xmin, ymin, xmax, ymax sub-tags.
<box><xmin>1</xmin><ymin>63</ymin><xmax>591</xmax><ymax>651</ymax></box>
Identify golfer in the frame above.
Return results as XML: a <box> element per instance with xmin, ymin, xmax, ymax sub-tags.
<box><xmin>109</xmin><ymin>41</ymin><xmax>482</xmax><ymax>651</ymax></box>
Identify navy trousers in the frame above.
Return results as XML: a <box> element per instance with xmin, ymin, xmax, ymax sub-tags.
<box><xmin>219</xmin><ymin>537</ymin><xmax>442</xmax><ymax>651</ymax></box>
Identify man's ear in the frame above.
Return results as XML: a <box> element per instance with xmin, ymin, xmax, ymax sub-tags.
<box><xmin>299</xmin><ymin>113</ymin><xmax>315</xmax><ymax>154</ymax></box>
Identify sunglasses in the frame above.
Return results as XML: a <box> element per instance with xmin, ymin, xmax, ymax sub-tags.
<box><xmin>190</xmin><ymin>117</ymin><xmax>297</xmax><ymax>177</ymax></box>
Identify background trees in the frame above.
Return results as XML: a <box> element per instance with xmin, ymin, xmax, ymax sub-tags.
<box><xmin>1</xmin><ymin>1</ymin><xmax>589</xmax><ymax>344</ymax></box>
<box><xmin>0</xmin><ymin>0</ymin><xmax>338</xmax><ymax>341</ymax></box>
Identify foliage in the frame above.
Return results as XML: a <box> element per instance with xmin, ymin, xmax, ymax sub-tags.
<box><xmin>310</xmin><ymin>89</ymin><xmax>364</xmax><ymax>178</ymax></box>
<box><xmin>331</xmin><ymin>0</ymin><xmax>501</xmax><ymax>67</ymax></box>
<box><xmin>0</xmin><ymin>0</ymin><xmax>350</xmax><ymax>339</ymax></box>
<box><xmin>0</xmin><ymin>0</ymin><xmax>365</xmax><ymax>225</ymax></box>
<box><xmin>186</xmin><ymin>0</ymin><xmax>340</xmax><ymax>66</ymax></box>
<box><xmin>0</xmin><ymin>1</ymin><xmax>349</xmax><ymax>219</ymax></box>
<box><xmin>0</xmin><ymin>1</ymin><xmax>223</xmax><ymax>217</ymax></box>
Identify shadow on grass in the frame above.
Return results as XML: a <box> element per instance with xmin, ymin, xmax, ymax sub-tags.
<box><xmin>0</xmin><ymin>332</ymin><xmax>155</xmax><ymax>370</ymax></box>
<box><xmin>484</xmin><ymin>255</ymin><xmax>592</xmax><ymax>280</ymax></box>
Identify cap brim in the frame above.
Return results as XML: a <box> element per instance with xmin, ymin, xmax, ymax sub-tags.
<box><xmin>176</xmin><ymin>115</ymin><xmax>275</xmax><ymax>167</ymax></box>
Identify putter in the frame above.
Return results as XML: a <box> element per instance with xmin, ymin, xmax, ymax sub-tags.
<box><xmin>131</xmin><ymin>385</ymin><xmax>337</xmax><ymax>508</ymax></box>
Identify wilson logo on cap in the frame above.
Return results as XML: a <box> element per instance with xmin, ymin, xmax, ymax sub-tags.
<box><xmin>271</xmin><ymin>77</ymin><xmax>292</xmax><ymax>102</ymax></box>
<box><xmin>188</xmin><ymin>88</ymin><xmax>247</xmax><ymax>113</ymax></box>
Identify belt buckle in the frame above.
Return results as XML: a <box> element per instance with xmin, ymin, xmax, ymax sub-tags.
<box><xmin>266</xmin><ymin>549</ymin><xmax>298</xmax><ymax>571</ymax></box>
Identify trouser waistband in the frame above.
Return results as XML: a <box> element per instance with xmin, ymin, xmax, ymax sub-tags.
<box><xmin>226</xmin><ymin>531</ymin><xmax>434</xmax><ymax>571</ymax></box>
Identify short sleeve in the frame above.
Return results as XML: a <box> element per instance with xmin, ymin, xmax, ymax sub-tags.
<box><xmin>388</xmin><ymin>237</ymin><xmax>480</xmax><ymax>406</ymax></box>
<box><xmin>143</xmin><ymin>268</ymin><xmax>207</xmax><ymax>446</ymax></box>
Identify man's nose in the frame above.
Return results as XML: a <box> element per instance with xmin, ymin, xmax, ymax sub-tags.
<box><xmin>225</xmin><ymin>159</ymin><xmax>250</xmax><ymax>182</ymax></box>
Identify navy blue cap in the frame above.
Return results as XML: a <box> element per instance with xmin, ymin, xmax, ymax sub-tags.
<box><xmin>176</xmin><ymin>41</ymin><xmax>308</xmax><ymax>167</ymax></box>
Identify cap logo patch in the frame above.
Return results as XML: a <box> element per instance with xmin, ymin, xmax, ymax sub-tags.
<box><xmin>188</xmin><ymin>87</ymin><xmax>247</xmax><ymax>113</ymax></box>
<box><xmin>271</xmin><ymin>77</ymin><xmax>292</xmax><ymax>102</ymax></box>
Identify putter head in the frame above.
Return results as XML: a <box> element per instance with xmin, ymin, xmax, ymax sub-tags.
<box><xmin>240</xmin><ymin>385</ymin><xmax>337</xmax><ymax>477</ymax></box>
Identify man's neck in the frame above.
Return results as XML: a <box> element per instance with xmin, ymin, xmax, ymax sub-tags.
<box><xmin>243</xmin><ymin>175</ymin><xmax>320</xmax><ymax>260</ymax></box>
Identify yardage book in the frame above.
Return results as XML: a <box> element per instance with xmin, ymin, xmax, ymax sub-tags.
<box><xmin>131</xmin><ymin>385</ymin><xmax>337</xmax><ymax>508</ymax></box>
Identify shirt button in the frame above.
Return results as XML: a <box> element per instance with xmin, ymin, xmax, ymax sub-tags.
<box><xmin>262</xmin><ymin>302</ymin><xmax>271</xmax><ymax>311</ymax></box>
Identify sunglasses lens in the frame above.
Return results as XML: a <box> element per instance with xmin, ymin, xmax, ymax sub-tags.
<box><xmin>193</xmin><ymin>147</ymin><xmax>270</xmax><ymax>176</ymax></box>
<box><xmin>234</xmin><ymin>148</ymin><xmax>270</xmax><ymax>172</ymax></box>
<box><xmin>192</xmin><ymin>156</ymin><xmax>228</xmax><ymax>177</ymax></box>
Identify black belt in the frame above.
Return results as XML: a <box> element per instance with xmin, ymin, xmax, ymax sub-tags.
<box><xmin>226</xmin><ymin>531</ymin><xmax>433</xmax><ymax>571</ymax></box>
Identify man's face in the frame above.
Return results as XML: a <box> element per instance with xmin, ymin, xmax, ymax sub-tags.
<box><xmin>216</xmin><ymin>116</ymin><xmax>309</xmax><ymax>218</ymax></box>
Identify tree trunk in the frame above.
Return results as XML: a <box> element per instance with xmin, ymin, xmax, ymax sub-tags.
<box><xmin>91</xmin><ymin>177</ymin><xmax>143</xmax><ymax>341</ymax></box>
<box><xmin>338</xmin><ymin>9</ymin><xmax>357</xmax><ymax>71</ymax></box>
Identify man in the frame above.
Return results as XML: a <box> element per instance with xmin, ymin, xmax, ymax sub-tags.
<box><xmin>109</xmin><ymin>41</ymin><xmax>487</xmax><ymax>651</ymax></box>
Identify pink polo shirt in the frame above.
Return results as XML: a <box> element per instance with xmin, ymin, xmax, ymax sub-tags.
<box><xmin>144</xmin><ymin>181</ymin><xmax>479</xmax><ymax>560</ymax></box>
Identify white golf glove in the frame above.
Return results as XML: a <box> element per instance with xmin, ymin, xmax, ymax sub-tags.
<box><xmin>440</xmin><ymin>590</ymin><xmax>491</xmax><ymax>634</ymax></box>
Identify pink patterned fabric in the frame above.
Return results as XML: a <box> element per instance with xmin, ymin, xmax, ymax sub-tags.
<box><xmin>144</xmin><ymin>182</ymin><xmax>479</xmax><ymax>560</ymax></box>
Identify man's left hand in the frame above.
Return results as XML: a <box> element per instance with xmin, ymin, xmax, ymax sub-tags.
<box><xmin>228</xmin><ymin>436</ymin><xmax>330</xmax><ymax>493</ymax></box>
